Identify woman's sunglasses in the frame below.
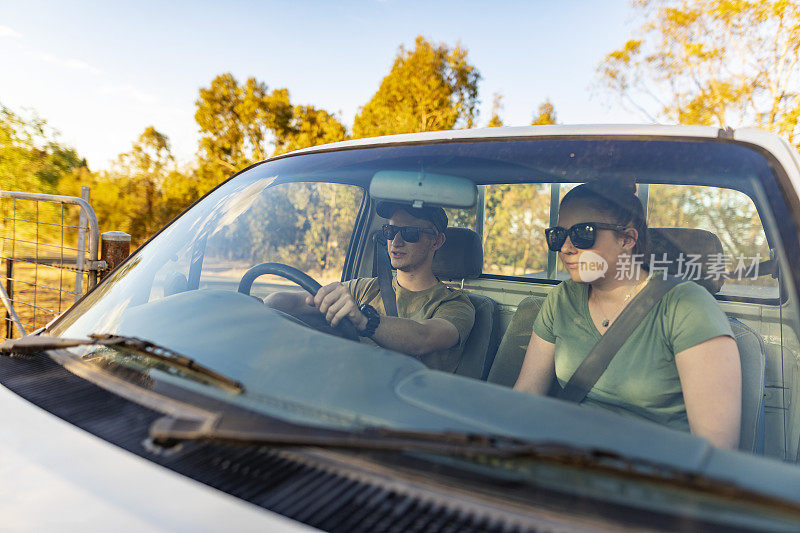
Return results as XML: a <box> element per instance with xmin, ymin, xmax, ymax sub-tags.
<box><xmin>544</xmin><ymin>222</ymin><xmax>628</xmax><ymax>251</ymax></box>
<box><xmin>381</xmin><ymin>224</ymin><xmax>437</xmax><ymax>243</ymax></box>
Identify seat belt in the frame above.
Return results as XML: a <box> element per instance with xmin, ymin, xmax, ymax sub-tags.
<box><xmin>558</xmin><ymin>276</ymin><xmax>682</xmax><ymax>403</ymax></box>
<box><xmin>374</xmin><ymin>233</ymin><xmax>398</xmax><ymax>317</ymax></box>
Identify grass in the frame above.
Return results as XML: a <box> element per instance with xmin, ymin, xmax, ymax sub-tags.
<box><xmin>1</xmin><ymin>260</ymin><xmax>88</xmax><ymax>340</ymax></box>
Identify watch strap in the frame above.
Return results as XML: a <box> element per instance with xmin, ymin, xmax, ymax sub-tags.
<box><xmin>358</xmin><ymin>304</ymin><xmax>380</xmax><ymax>337</ymax></box>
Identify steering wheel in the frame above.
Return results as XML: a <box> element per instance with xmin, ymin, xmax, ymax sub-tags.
<box><xmin>238</xmin><ymin>262</ymin><xmax>360</xmax><ymax>341</ymax></box>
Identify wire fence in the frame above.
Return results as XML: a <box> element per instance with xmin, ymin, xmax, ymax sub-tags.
<box><xmin>0</xmin><ymin>188</ymin><xmax>104</xmax><ymax>340</ymax></box>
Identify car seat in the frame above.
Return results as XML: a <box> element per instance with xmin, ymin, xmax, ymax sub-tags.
<box><xmin>485</xmin><ymin>294</ymin><xmax>545</xmax><ymax>387</ymax></box>
<box><xmin>432</xmin><ymin>227</ymin><xmax>500</xmax><ymax>380</ymax></box>
<box><xmin>650</xmin><ymin>227</ymin><xmax>767</xmax><ymax>453</ymax></box>
<box><xmin>487</xmin><ymin>227</ymin><xmax>767</xmax><ymax>453</ymax></box>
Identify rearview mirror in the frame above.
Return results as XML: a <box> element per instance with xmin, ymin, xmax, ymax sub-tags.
<box><xmin>370</xmin><ymin>170</ymin><xmax>477</xmax><ymax>208</ymax></box>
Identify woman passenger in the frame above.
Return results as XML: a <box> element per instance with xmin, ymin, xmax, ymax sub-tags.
<box><xmin>513</xmin><ymin>182</ymin><xmax>742</xmax><ymax>449</ymax></box>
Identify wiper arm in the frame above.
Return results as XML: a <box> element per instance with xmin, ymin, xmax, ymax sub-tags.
<box><xmin>0</xmin><ymin>333</ymin><xmax>244</xmax><ymax>393</ymax></box>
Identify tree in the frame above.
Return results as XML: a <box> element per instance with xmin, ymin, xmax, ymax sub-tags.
<box><xmin>531</xmin><ymin>99</ymin><xmax>557</xmax><ymax>125</ymax></box>
<box><xmin>0</xmin><ymin>105</ymin><xmax>84</xmax><ymax>194</ymax></box>
<box><xmin>273</xmin><ymin>105</ymin><xmax>348</xmax><ymax>155</ymax></box>
<box><xmin>597</xmin><ymin>0</ymin><xmax>800</xmax><ymax>147</ymax></box>
<box><xmin>487</xmin><ymin>93</ymin><xmax>504</xmax><ymax>127</ymax></box>
<box><xmin>194</xmin><ymin>73</ymin><xmax>347</xmax><ymax>188</ymax></box>
<box><xmin>112</xmin><ymin>127</ymin><xmax>175</xmax><ymax>240</ymax></box>
<box><xmin>195</xmin><ymin>73</ymin><xmax>292</xmax><ymax>189</ymax></box>
<box><xmin>1</xmin><ymin>105</ymin><xmax>86</xmax><ymax>248</ymax></box>
<box><xmin>161</xmin><ymin>168</ymin><xmax>203</xmax><ymax>223</ymax></box>
<box><xmin>353</xmin><ymin>36</ymin><xmax>481</xmax><ymax>137</ymax></box>
<box><xmin>61</xmin><ymin>126</ymin><xmax>186</xmax><ymax>245</ymax></box>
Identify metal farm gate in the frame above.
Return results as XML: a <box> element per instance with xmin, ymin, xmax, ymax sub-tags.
<box><xmin>0</xmin><ymin>188</ymin><xmax>128</xmax><ymax>340</ymax></box>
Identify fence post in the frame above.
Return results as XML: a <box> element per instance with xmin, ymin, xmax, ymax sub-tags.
<box><xmin>100</xmin><ymin>232</ymin><xmax>131</xmax><ymax>277</ymax></box>
<box><xmin>0</xmin><ymin>262</ymin><xmax>24</xmax><ymax>338</ymax></box>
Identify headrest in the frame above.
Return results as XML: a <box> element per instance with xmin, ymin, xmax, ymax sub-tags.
<box><xmin>432</xmin><ymin>227</ymin><xmax>483</xmax><ymax>280</ymax></box>
<box><xmin>648</xmin><ymin>227</ymin><xmax>725</xmax><ymax>294</ymax></box>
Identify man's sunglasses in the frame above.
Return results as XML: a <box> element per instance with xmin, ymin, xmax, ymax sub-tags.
<box><xmin>381</xmin><ymin>224</ymin><xmax>437</xmax><ymax>243</ymax></box>
<box><xmin>544</xmin><ymin>222</ymin><xmax>628</xmax><ymax>251</ymax></box>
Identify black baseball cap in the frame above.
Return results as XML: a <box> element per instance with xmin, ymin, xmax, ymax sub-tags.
<box><xmin>375</xmin><ymin>201</ymin><xmax>448</xmax><ymax>233</ymax></box>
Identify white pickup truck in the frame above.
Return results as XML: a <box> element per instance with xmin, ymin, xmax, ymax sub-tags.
<box><xmin>3</xmin><ymin>125</ymin><xmax>800</xmax><ymax>532</ymax></box>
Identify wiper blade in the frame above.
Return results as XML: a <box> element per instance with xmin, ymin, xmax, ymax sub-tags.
<box><xmin>0</xmin><ymin>333</ymin><xmax>244</xmax><ymax>393</ymax></box>
<box><xmin>150</xmin><ymin>413</ymin><xmax>774</xmax><ymax>504</ymax></box>
<box><xmin>150</xmin><ymin>412</ymin><xmax>677</xmax><ymax>475</ymax></box>
<box><xmin>151</xmin><ymin>413</ymin><xmax>542</xmax><ymax>457</ymax></box>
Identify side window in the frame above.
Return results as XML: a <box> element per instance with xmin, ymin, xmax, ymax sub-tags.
<box><xmin>480</xmin><ymin>183</ymin><xmax>582</xmax><ymax>279</ymax></box>
<box><xmin>482</xmin><ymin>184</ymin><xmax>552</xmax><ymax>277</ymax></box>
<box><xmin>473</xmin><ymin>182</ymin><xmax>774</xmax><ymax>300</ymax></box>
<box><xmin>646</xmin><ymin>184</ymin><xmax>776</xmax><ymax>299</ymax></box>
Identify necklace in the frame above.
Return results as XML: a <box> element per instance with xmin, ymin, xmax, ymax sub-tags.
<box><xmin>593</xmin><ymin>281</ymin><xmax>646</xmax><ymax>328</ymax></box>
<box><xmin>599</xmin><ymin>295</ymin><xmax>630</xmax><ymax>328</ymax></box>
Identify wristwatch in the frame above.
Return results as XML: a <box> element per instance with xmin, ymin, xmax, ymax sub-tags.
<box><xmin>357</xmin><ymin>304</ymin><xmax>380</xmax><ymax>338</ymax></box>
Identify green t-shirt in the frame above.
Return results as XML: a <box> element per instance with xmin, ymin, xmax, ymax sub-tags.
<box><xmin>532</xmin><ymin>278</ymin><xmax>734</xmax><ymax>431</ymax></box>
<box><xmin>344</xmin><ymin>277</ymin><xmax>475</xmax><ymax>372</ymax></box>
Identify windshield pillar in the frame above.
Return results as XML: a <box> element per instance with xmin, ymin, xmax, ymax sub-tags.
<box><xmin>547</xmin><ymin>183</ymin><xmax>561</xmax><ymax>279</ymax></box>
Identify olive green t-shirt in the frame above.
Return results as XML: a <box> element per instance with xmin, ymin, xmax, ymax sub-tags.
<box><xmin>532</xmin><ymin>278</ymin><xmax>734</xmax><ymax>431</ymax></box>
<box><xmin>344</xmin><ymin>277</ymin><xmax>475</xmax><ymax>372</ymax></box>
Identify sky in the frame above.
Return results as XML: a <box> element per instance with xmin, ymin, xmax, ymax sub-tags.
<box><xmin>0</xmin><ymin>0</ymin><xmax>645</xmax><ymax>171</ymax></box>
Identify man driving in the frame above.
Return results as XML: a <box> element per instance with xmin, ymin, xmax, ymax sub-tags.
<box><xmin>264</xmin><ymin>201</ymin><xmax>475</xmax><ymax>372</ymax></box>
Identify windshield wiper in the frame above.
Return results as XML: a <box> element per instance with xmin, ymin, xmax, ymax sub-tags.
<box><xmin>151</xmin><ymin>413</ymin><xmax>548</xmax><ymax>457</ymax></box>
<box><xmin>151</xmin><ymin>415</ymin><xmax>800</xmax><ymax>516</ymax></box>
<box><xmin>0</xmin><ymin>333</ymin><xmax>244</xmax><ymax>393</ymax></box>
<box><xmin>151</xmin><ymin>413</ymin><xmax>795</xmax><ymax>508</ymax></box>
<box><xmin>150</xmin><ymin>412</ymin><xmax>698</xmax><ymax>484</ymax></box>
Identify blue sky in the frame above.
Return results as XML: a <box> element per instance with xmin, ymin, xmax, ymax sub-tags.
<box><xmin>0</xmin><ymin>0</ymin><xmax>644</xmax><ymax>170</ymax></box>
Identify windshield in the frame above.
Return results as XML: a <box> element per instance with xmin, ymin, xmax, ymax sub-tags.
<box><xmin>45</xmin><ymin>138</ymin><xmax>800</xmax><ymax>513</ymax></box>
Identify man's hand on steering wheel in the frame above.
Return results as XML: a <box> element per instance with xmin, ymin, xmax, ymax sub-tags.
<box><xmin>241</xmin><ymin>262</ymin><xmax>360</xmax><ymax>341</ymax></box>
<box><xmin>308</xmin><ymin>282</ymin><xmax>368</xmax><ymax>331</ymax></box>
